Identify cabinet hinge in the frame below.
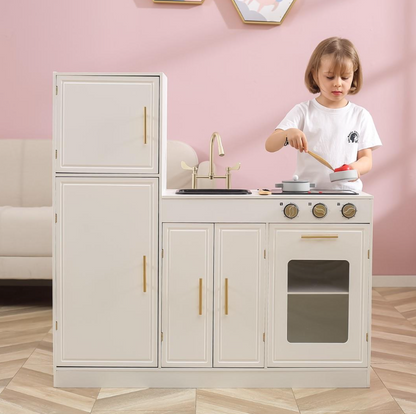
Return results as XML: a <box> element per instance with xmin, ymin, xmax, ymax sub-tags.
<box><xmin>366</xmin><ymin>333</ymin><xmax>368</xmax><ymax>342</ymax></box>
<box><xmin>161</xmin><ymin>332</ymin><xmax>164</xmax><ymax>342</ymax></box>
<box><xmin>368</xmin><ymin>250</ymin><xmax>370</xmax><ymax>259</ymax></box>
<box><xmin>55</xmin><ymin>214</ymin><xmax>57</xmax><ymax>223</ymax></box>
<box><xmin>56</xmin><ymin>85</ymin><xmax>58</xmax><ymax>95</ymax></box>
<box><xmin>263</xmin><ymin>332</ymin><xmax>265</xmax><ymax>342</ymax></box>
<box><xmin>161</xmin><ymin>249</ymin><xmax>164</xmax><ymax>259</ymax></box>
<box><xmin>55</xmin><ymin>321</ymin><xmax>58</xmax><ymax>330</ymax></box>
<box><xmin>264</xmin><ymin>250</ymin><xmax>266</xmax><ymax>259</ymax></box>
<box><xmin>55</xmin><ymin>149</ymin><xmax>57</xmax><ymax>159</ymax></box>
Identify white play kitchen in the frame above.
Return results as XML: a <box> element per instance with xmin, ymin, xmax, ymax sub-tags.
<box><xmin>52</xmin><ymin>73</ymin><xmax>373</xmax><ymax>388</ymax></box>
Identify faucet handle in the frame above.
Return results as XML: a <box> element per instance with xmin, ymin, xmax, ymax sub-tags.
<box><xmin>181</xmin><ymin>161</ymin><xmax>197</xmax><ymax>172</ymax></box>
<box><xmin>227</xmin><ymin>162</ymin><xmax>241</xmax><ymax>172</ymax></box>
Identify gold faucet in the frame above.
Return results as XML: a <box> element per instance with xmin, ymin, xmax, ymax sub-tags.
<box><xmin>181</xmin><ymin>132</ymin><xmax>241</xmax><ymax>189</ymax></box>
<box><xmin>209</xmin><ymin>132</ymin><xmax>224</xmax><ymax>179</ymax></box>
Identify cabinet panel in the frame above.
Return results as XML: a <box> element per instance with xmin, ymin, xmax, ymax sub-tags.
<box><xmin>214</xmin><ymin>224</ymin><xmax>266</xmax><ymax>367</ymax></box>
<box><xmin>268</xmin><ymin>225</ymin><xmax>369</xmax><ymax>368</ymax></box>
<box><xmin>162</xmin><ymin>224</ymin><xmax>213</xmax><ymax>367</ymax></box>
<box><xmin>55</xmin><ymin>75</ymin><xmax>159</xmax><ymax>174</ymax></box>
<box><xmin>55</xmin><ymin>177</ymin><xmax>158</xmax><ymax>366</ymax></box>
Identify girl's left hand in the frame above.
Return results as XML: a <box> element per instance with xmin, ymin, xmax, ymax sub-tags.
<box><xmin>349</xmin><ymin>166</ymin><xmax>360</xmax><ymax>182</ymax></box>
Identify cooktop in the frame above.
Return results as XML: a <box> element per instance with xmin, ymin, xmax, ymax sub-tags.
<box><xmin>270</xmin><ymin>189</ymin><xmax>358</xmax><ymax>195</ymax></box>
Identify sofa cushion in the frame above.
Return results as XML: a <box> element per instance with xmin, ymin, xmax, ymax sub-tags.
<box><xmin>0</xmin><ymin>139</ymin><xmax>52</xmax><ymax>207</ymax></box>
<box><xmin>0</xmin><ymin>257</ymin><xmax>52</xmax><ymax>280</ymax></box>
<box><xmin>0</xmin><ymin>206</ymin><xmax>52</xmax><ymax>257</ymax></box>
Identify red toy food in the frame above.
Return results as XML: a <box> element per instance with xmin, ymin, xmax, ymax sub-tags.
<box><xmin>334</xmin><ymin>164</ymin><xmax>352</xmax><ymax>172</ymax></box>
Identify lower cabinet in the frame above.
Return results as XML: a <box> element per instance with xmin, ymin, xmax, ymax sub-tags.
<box><xmin>55</xmin><ymin>177</ymin><xmax>158</xmax><ymax>367</ymax></box>
<box><xmin>161</xmin><ymin>223</ymin><xmax>266</xmax><ymax>367</ymax></box>
<box><xmin>267</xmin><ymin>224</ymin><xmax>370</xmax><ymax>368</ymax></box>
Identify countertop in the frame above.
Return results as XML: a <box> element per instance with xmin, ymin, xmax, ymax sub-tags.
<box><xmin>162</xmin><ymin>189</ymin><xmax>373</xmax><ymax>199</ymax></box>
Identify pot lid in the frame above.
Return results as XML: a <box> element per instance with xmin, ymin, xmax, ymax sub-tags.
<box><xmin>281</xmin><ymin>180</ymin><xmax>310</xmax><ymax>184</ymax></box>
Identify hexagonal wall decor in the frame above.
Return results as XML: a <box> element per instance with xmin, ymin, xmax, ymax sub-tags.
<box><xmin>232</xmin><ymin>0</ymin><xmax>296</xmax><ymax>25</ymax></box>
<box><xmin>153</xmin><ymin>0</ymin><xmax>204</xmax><ymax>4</ymax></box>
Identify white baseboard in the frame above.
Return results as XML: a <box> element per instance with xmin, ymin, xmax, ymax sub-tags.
<box><xmin>372</xmin><ymin>275</ymin><xmax>416</xmax><ymax>287</ymax></box>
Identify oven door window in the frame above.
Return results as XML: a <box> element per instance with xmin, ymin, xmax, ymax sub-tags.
<box><xmin>287</xmin><ymin>260</ymin><xmax>349</xmax><ymax>343</ymax></box>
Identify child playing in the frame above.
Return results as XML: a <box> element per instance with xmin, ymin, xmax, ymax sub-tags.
<box><xmin>265</xmin><ymin>37</ymin><xmax>382</xmax><ymax>191</ymax></box>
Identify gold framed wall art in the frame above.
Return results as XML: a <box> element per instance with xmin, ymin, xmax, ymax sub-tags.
<box><xmin>153</xmin><ymin>0</ymin><xmax>205</xmax><ymax>4</ymax></box>
<box><xmin>231</xmin><ymin>0</ymin><xmax>296</xmax><ymax>25</ymax></box>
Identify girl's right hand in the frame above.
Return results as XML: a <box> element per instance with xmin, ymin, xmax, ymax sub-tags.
<box><xmin>286</xmin><ymin>128</ymin><xmax>308</xmax><ymax>153</ymax></box>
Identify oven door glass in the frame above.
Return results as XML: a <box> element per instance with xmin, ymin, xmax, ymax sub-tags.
<box><xmin>287</xmin><ymin>260</ymin><xmax>349</xmax><ymax>343</ymax></box>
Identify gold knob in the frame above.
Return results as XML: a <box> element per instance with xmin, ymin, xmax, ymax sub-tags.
<box><xmin>312</xmin><ymin>203</ymin><xmax>327</xmax><ymax>218</ymax></box>
<box><xmin>284</xmin><ymin>203</ymin><xmax>299</xmax><ymax>219</ymax></box>
<box><xmin>342</xmin><ymin>203</ymin><xmax>357</xmax><ymax>219</ymax></box>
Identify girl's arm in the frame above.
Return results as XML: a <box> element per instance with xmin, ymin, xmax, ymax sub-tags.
<box><xmin>350</xmin><ymin>148</ymin><xmax>373</xmax><ymax>178</ymax></box>
<box><xmin>265</xmin><ymin>128</ymin><xmax>308</xmax><ymax>153</ymax></box>
<box><xmin>265</xmin><ymin>129</ymin><xmax>287</xmax><ymax>152</ymax></box>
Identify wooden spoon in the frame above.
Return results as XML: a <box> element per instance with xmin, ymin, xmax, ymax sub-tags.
<box><xmin>308</xmin><ymin>150</ymin><xmax>334</xmax><ymax>171</ymax></box>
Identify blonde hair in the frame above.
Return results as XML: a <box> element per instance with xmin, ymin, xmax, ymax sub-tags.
<box><xmin>305</xmin><ymin>37</ymin><xmax>363</xmax><ymax>95</ymax></box>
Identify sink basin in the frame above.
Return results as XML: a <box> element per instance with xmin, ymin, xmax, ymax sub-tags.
<box><xmin>175</xmin><ymin>189</ymin><xmax>252</xmax><ymax>195</ymax></box>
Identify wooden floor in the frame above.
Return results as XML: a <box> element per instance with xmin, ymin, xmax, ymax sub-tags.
<box><xmin>1</xmin><ymin>286</ymin><xmax>416</xmax><ymax>414</ymax></box>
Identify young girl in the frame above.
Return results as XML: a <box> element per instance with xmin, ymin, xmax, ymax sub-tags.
<box><xmin>265</xmin><ymin>37</ymin><xmax>382</xmax><ymax>191</ymax></box>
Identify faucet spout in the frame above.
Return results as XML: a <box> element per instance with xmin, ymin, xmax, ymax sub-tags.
<box><xmin>209</xmin><ymin>132</ymin><xmax>225</xmax><ymax>179</ymax></box>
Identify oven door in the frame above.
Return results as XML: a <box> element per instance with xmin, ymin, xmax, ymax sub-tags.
<box><xmin>267</xmin><ymin>224</ymin><xmax>370</xmax><ymax>368</ymax></box>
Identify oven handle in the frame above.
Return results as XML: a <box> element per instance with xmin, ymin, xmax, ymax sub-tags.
<box><xmin>301</xmin><ymin>234</ymin><xmax>338</xmax><ymax>239</ymax></box>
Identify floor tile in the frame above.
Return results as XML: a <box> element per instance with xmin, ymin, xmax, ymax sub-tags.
<box><xmin>0</xmin><ymin>328</ymin><xmax>48</xmax><ymax>348</ymax></box>
<box><xmin>93</xmin><ymin>411</ymin><xmax>195</xmax><ymax>414</ymax></box>
<box><xmin>293</xmin><ymin>370</ymin><xmax>400</xmax><ymax>413</ymax></box>
<box><xmin>373</xmin><ymin>363</ymin><xmax>416</xmax><ymax>414</ymax></box>
<box><xmin>0</xmin><ymin>388</ymin><xmax>90</xmax><ymax>414</ymax></box>
<box><xmin>5</xmin><ymin>368</ymin><xmax>98</xmax><ymax>413</ymax></box>
<box><xmin>196</xmin><ymin>388</ymin><xmax>299</xmax><ymax>414</ymax></box>
<box><xmin>0</xmin><ymin>311</ymin><xmax>52</xmax><ymax>333</ymax></box>
<box><xmin>298</xmin><ymin>406</ymin><xmax>404</xmax><ymax>413</ymax></box>
<box><xmin>93</xmin><ymin>388</ymin><xmax>196</xmax><ymax>412</ymax></box>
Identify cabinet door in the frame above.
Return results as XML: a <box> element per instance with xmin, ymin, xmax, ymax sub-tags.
<box><xmin>268</xmin><ymin>224</ymin><xmax>369</xmax><ymax>368</ymax></box>
<box><xmin>55</xmin><ymin>177</ymin><xmax>158</xmax><ymax>367</ymax></box>
<box><xmin>161</xmin><ymin>224</ymin><xmax>213</xmax><ymax>367</ymax></box>
<box><xmin>55</xmin><ymin>75</ymin><xmax>159</xmax><ymax>174</ymax></box>
<box><xmin>214</xmin><ymin>224</ymin><xmax>266</xmax><ymax>367</ymax></box>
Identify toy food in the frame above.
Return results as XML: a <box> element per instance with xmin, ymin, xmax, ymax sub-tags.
<box><xmin>334</xmin><ymin>164</ymin><xmax>352</xmax><ymax>172</ymax></box>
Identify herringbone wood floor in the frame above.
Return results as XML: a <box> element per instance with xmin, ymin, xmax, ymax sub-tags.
<box><xmin>1</xmin><ymin>286</ymin><xmax>415</xmax><ymax>414</ymax></box>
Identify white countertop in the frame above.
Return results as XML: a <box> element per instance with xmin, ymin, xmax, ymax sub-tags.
<box><xmin>162</xmin><ymin>189</ymin><xmax>373</xmax><ymax>199</ymax></box>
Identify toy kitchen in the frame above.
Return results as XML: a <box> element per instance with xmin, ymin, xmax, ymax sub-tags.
<box><xmin>52</xmin><ymin>72</ymin><xmax>373</xmax><ymax>389</ymax></box>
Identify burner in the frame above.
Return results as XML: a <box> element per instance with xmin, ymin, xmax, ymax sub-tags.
<box><xmin>271</xmin><ymin>189</ymin><xmax>358</xmax><ymax>195</ymax></box>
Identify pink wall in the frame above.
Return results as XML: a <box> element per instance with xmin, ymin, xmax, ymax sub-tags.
<box><xmin>1</xmin><ymin>0</ymin><xmax>415</xmax><ymax>275</ymax></box>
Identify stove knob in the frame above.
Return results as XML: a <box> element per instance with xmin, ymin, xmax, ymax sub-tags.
<box><xmin>312</xmin><ymin>203</ymin><xmax>327</xmax><ymax>218</ymax></box>
<box><xmin>342</xmin><ymin>203</ymin><xmax>357</xmax><ymax>219</ymax></box>
<box><xmin>284</xmin><ymin>203</ymin><xmax>299</xmax><ymax>219</ymax></box>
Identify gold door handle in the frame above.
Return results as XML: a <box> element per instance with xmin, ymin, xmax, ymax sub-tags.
<box><xmin>301</xmin><ymin>234</ymin><xmax>339</xmax><ymax>239</ymax></box>
<box><xmin>143</xmin><ymin>107</ymin><xmax>147</xmax><ymax>144</ymax></box>
<box><xmin>199</xmin><ymin>278</ymin><xmax>203</xmax><ymax>315</ymax></box>
<box><xmin>225</xmin><ymin>278</ymin><xmax>229</xmax><ymax>315</ymax></box>
<box><xmin>143</xmin><ymin>255</ymin><xmax>147</xmax><ymax>293</ymax></box>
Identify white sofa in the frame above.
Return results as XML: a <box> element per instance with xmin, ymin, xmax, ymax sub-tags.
<box><xmin>0</xmin><ymin>139</ymin><xmax>52</xmax><ymax>280</ymax></box>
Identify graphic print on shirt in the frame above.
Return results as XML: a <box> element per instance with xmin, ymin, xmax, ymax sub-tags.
<box><xmin>348</xmin><ymin>131</ymin><xmax>359</xmax><ymax>143</ymax></box>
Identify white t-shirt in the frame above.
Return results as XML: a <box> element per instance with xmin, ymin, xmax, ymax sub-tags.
<box><xmin>276</xmin><ymin>99</ymin><xmax>382</xmax><ymax>191</ymax></box>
